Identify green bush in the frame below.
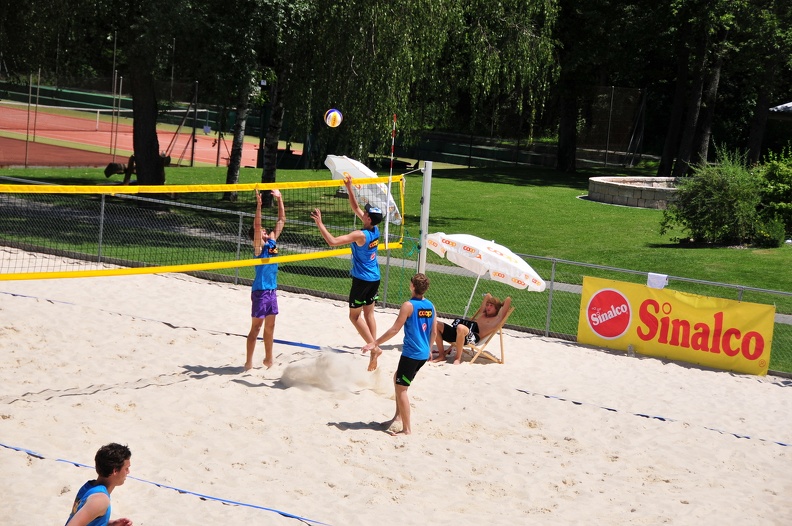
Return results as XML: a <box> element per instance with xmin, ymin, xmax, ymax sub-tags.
<box><xmin>660</xmin><ymin>147</ymin><xmax>761</xmax><ymax>245</ymax></box>
<box><xmin>752</xmin><ymin>216</ymin><xmax>786</xmax><ymax>248</ymax></box>
<box><xmin>757</xmin><ymin>145</ymin><xmax>792</xmax><ymax>237</ymax></box>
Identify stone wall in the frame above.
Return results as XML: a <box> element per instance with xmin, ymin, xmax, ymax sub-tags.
<box><xmin>587</xmin><ymin>177</ymin><xmax>678</xmax><ymax>209</ymax></box>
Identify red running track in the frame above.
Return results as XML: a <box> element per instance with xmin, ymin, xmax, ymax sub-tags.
<box><xmin>0</xmin><ymin>105</ymin><xmax>261</xmax><ymax>168</ymax></box>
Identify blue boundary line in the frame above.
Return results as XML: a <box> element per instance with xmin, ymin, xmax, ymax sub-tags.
<box><xmin>517</xmin><ymin>389</ymin><xmax>790</xmax><ymax>447</ymax></box>
<box><xmin>0</xmin><ymin>289</ymin><xmax>358</xmax><ymax>354</ymax></box>
<box><xmin>0</xmin><ymin>291</ymin><xmax>350</xmax><ymax>524</ymax></box>
<box><xmin>0</xmin><ymin>442</ymin><xmax>332</xmax><ymax>525</ymax></box>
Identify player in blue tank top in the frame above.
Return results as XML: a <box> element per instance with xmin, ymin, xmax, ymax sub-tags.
<box><xmin>312</xmin><ymin>174</ymin><xmax>384</xmax><ymax>371</ymax></box>
<box><xmin>363</xmin><ymin>273</ymin><xmax>436</xmax><ymax>435</ymax></box>
<box><xmin>245</xmin><ymin>188</ymin><xmax>286</xmax><ymax>371</ymax></box>
<box><xmin>65</xmin><ymin>443</ymin><xmax>132</xmax><ymax>526</ymax></box>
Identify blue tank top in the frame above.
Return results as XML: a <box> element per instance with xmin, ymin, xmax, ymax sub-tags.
<box><xmin>402</xmin><ymin>297</ymin><xmax>435</xmax><ymax>360</ymax></box>
<box><xmin>350</xmin><ymin>227</ymin><xmax>380</xmax><ymax>281</ymax></box>
<box><xmin>65</xmin><ymin>481</ymin><xmax>110</xmax><ymax>526</ymax></box>
<box><xmin>252</xmin><ymin>239</ymin><xmax>278</xmax><ymax>291</ymax></box>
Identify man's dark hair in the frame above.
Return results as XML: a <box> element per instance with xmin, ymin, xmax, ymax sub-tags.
<box><xmin>248</xmin><ymin>225</ymin><xmax>272</xmax><ymax>240</ymax></box>
<box><xmin>411</xmin><ymin>273</ymin><xmax>430</xmax><ymax>295</ymax></box>
<box><xmin>95</xmin><ymin>443</ymin><xmax>131</xmax><ymax>477</ymax></box>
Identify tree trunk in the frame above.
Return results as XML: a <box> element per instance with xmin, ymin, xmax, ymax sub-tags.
<box><xmin>671</xmin><ymin>30</ymin><xmax>709</xmax><ymax>178</ymax></box>
<box><xmin>129</xmin><ymin>61</ymin><xmax>163</xmax><ymax>186</ymax></box>
<box><xmin>224</xmin><ymin>83</ymin><xmax>251</xmax><ymax>201</ymax></box>
<box><xmin>747</xmin><ymin>71</ymin><xmax>774</xmax><ymax>165</ymax></box>
<box><xmin>556</xmin><ymin>69</ymin><xmax>577</xmax><ymax>173</ymax></box>
<box><xmin>657</xmin><ymin>44</ymin><xmax>689</xmax><ymax>178</ymax></box>
<box><xmin>262</xmin><ymin>78</ymin><xmax>286</xmax><ymax>190</ymax></box>
<box><xmin>692</xmin><ymin>36</ymin><xmax>726</xmax><ymax>166</ymax></box>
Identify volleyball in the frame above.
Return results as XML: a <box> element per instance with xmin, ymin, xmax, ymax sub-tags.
<box><xmin>324</xmin><ymin>108</ymin><xmax>343</xmax><ymax>128</ymax></box>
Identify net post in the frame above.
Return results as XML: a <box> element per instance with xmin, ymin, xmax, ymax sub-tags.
<box><xmin>417</xmin><ymin>161</ymin><xmax>432</xmax><ymax>274</ymax></box>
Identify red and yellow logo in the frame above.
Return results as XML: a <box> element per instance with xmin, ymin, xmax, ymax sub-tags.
<box><xmin>577</xmin><ymin>277</ymin><xmax>775</xmax><ymax>376</ymax></box>
<box><xmin>585</xmin><ymin>288</ymin><xmax>631</xmax><ymax>339</ymax></box>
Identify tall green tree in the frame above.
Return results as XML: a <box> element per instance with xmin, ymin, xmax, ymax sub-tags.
<box><xmin>117</xmin><ymin>1</ymin><xmax>193</xmax><ymax>185</ymax></box>
<box><xmin>741</xmin><ymin>0</ymin><xmax>792</xmax><ymax>163</ymax></box>
<box><xmin>257</xmin><ymin>0</ymin><xmax>312</xmax><ymax>186</ymax></box>
<box><xmin>446</xmin><ymin>0</ymin><xmax>559</xmax><ymax>141</ymax></box>
<box><xmin>256</xmin><ymin>0</ymin><xmax>557</xmax><ymax>176</ymax></box>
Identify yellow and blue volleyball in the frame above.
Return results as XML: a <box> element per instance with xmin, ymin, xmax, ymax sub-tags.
<box><xmin>324</xmin><ymin>108</ymin><xmax>343</xmax><ymax>128</ymax></box>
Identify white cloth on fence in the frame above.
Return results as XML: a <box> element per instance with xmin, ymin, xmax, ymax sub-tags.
<box><xmin>647</xmin><ymin>272</ymin><xmax>668</xmax><ymax>289</ymax></box>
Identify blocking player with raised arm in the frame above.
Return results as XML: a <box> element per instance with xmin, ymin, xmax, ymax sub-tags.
<box><xmin>311</xmin><ymin>175</ymin><xmax>384</xmax><ymax>370</ymax></box>
<box><xmin>245</xmin><ymin>188</ymin><xmax>286</xmax><ymax>370</ymax></box>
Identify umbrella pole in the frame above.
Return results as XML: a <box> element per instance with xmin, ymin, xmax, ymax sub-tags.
<box><xmin>464</xmin><ymin>274</ymin><xmax>483</xmax><ymax>318</ymax></box>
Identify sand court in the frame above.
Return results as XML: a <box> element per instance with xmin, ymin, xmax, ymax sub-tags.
<box><xmin>1</xmin><ymin>247</ymin><xmax>791</xmax><ymax>525</ymax></box>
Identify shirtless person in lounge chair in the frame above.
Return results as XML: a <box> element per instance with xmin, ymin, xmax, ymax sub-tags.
<box><xmin>432</xmin><ymin>293</ymin><xmax>511</xmax><ymax>364</ymax></box>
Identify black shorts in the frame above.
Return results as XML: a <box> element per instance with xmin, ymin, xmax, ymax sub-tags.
<box><xmin>349</xmin><ymin>277</ymin><xmax>380</xmax><ymax>309</ymax></box>
<box><xmin>395</xmin><ymin>355</ymin><xmax>426</xmax><ymax>386</ymax></box>
<box><xmin>441</xmin><ymin>318</ymin><xmax>480</xmax><ymax>345</ymax></box>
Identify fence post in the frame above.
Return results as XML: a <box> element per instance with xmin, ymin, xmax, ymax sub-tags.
<box><xmin>544</xmin><ymin>259</ymin><xmax>557</xmax><ymax>337</ymax></box>
<box><xmin>605</xmin><ymin>85</ymin><xmax>614</xmax><ymax>167</ymax></box>
<box><xmin>234</xmin><ymin>214</ymin><xmax>243</xmax><ymax>285</ymax></box>
<box><xmin>98</xmin><ymin>194</ymin><xmax>106</xmax><ymax>263</ymax></box>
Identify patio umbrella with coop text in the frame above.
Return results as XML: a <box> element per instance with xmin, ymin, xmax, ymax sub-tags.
<box><xmin>426</xmin><ymin>232</ymin><xmax>546</xmax><ymax>316</ymax></box>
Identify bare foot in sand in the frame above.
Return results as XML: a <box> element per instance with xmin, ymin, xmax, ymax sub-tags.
<box><xmin>367</xmin><ymin>347</ymin><xmax>382</xmax><ymax>371</ymax></box>
<box><xmin>380</xmin><ymin>418</ymin><xmax>401</xmax><ymax>430</ymax></box>
<box><xmin>381</xmin><ymin>419</ymin><xmax>404</xmax><ymax>435</ymax></box>
<box><xmin>244</xmin><ymin>361</ymin><xmax>253</xmax><ymax>371</ymax></box>
<box><xmin>430</xmin><ymin>354</ymin><xmax>447</xmax><ymax>363</ymax></box>
<box><xmin>388</xmin><ymin>429</ymin><xmax>411</xmax><ymax>436</ymax></box>
<box><xmin>263</xmin><ymin>357</ymin><xmax>273</xmax><ymax>369</ymax></box>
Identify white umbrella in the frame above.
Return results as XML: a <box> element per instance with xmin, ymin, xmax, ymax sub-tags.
<box><xmin>324</xmin><ymin>155</ymin><xmax>402</xmax><ymax>225</ymax></box>
<box><xmin>426</xmin><ymin>232</ymin><xmax>546</xmax><ymax>316</ymax></box>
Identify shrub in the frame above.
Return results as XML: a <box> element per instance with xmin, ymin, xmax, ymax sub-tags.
<box><xmin>752</xmin><ymin>216</ymin><xmax>786</xmax><ymax>248</ymax></box>
<box><xmin>660</xmin><ymin>147</ymin><xmax>761</xmax><ymax>245</ymax></box>
<box><xmin>757</xmin><ymin>145</ymin><xmax>792</xmax><ymax>238</ymax></box>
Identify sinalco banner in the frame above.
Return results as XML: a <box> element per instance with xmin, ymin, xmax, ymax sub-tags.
<box><xmin>577</xmin><ymin>277</ymin><xmax>775</xmax><ymax>375</ymax></box>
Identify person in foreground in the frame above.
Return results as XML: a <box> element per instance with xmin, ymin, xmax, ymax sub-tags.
<box><xmin>362</xmin><ymin>273</ymin><xmax>436</xmax><ymax>435</ymax></box>
<box><xmin>432</xmin><ymin>293</ymin><xmax>511</xmax><ymax>364</ymax></box>
<box><xmin>311</xmin><ymin>175</ymin><xmax>383</xmax><ymax>370</ymax></box>
<box><xmin>65</xmin><ymin>443</ymin><xmax>132</xmax><ymax>526</ymax></box>
<box><xmin>246</xmin><ymin>188</ymin><xmax>286</xmax><ymax>370</ymax></box>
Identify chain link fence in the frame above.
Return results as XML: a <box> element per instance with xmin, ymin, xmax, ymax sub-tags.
<box><xmin>2</xmin><ymin>190</ymin><xmax>790</xmax><ymax>375</ymax></box>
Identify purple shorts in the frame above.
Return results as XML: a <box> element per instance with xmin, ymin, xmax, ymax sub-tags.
<box><xmin>251</xmin><ymin>289</ymin><xmax>279</xmax><ymax>318</ymax></box>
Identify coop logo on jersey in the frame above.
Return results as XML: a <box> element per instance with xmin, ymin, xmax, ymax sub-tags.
<box><xmin>586</xmin><ymin>288</ymin><xmax>632</xmax><ymax>339</ymax></box>
<box><xmin>417</xmin><ymin>309</ymin><xmax>433</xmax><ymax>318</ymax></box>
<box><xmin>368</xmin><ymin>239</ymin><xmax>379</xmax><ymax>249</ymax></box>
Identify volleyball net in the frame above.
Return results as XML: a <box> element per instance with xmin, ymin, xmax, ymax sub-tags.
<box><xmin>0</xmin><ymin>177</ymin><xmax>405</xmax><ymax>283</ymax></box>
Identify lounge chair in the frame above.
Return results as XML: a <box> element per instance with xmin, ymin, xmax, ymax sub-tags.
<box><xmin>461</xmin><ymin>306</ymin><xmax>515</xmax><ymax>364</ymax></box>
